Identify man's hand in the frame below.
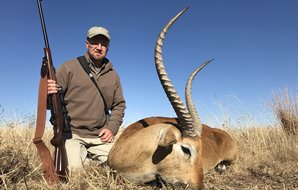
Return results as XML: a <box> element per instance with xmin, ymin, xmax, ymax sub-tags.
<box><xmin>98</xmin><ymin>128</ymin><xmax>114</xmax><ymax>143</ymax></box>
<box><xmin>48</xmin><ymin>79</ymin><xmax>58</xmax><ymax>94</ymax></box>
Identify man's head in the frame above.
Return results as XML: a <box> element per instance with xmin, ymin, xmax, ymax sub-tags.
<box><xmin>86</xmin><ymin>26</ymin><xmax>110</xmax><ymax>62</ymax></box>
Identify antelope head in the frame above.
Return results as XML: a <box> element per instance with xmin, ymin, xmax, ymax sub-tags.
<box><xmin>153</xmin><ymin>6</ymin><xmax>214</xmax><ymax>186</ymax></box>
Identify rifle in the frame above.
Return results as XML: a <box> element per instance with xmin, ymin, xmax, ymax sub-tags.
<box><xmin>33</xmin><ymin>0</ymin><xmax>69</xmax><ymax>183</ymax></box>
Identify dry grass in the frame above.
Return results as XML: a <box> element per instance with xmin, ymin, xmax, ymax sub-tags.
<box><xmin>272</xmin><ymin>89</ymin><xmax>298</xmax><ymax>136</ymax></box>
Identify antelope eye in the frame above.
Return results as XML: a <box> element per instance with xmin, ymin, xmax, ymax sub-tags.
<box><xmin>181</xmin><ymin>146</ymin><xmax>191</xmax><ymax>157</ymax></box>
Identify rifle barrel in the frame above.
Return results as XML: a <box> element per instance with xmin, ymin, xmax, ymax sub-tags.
<box><xmin>37</xmin><ymin>0</ymin><xmax>50</xmax><ymax>49</ymax></box>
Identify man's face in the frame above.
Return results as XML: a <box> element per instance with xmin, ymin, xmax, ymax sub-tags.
<box><xmin>86</xmin><ymin>35</ymin><xmax>109</xmax><ymax>61</ymax></box>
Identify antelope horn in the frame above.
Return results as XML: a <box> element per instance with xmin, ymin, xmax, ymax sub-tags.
<box><xmin>185</xmin><ymin>59</ymin><xmax>214</xmax><ymax>137</ymax></box>
<box><xmin>154</xmin><ymin>7</ymin><xmax>196</xmax><ymax>137</ymax></box>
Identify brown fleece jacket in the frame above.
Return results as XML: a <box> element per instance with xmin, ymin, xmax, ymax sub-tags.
<box><xmin>56</xmin><ymin>53</ymin><xmax>126</xmax><ymax>138</ymax></box>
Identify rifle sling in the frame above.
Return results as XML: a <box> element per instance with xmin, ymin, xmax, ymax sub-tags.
<box><xmin>33</xmin><ymin>74</ymin><xmax>59</xmax><ymax>183</ymax></box>
<box><xmin>77</xmin><ymin>56</ymin><xmax>109</xmax><ymax>115</ymax></box>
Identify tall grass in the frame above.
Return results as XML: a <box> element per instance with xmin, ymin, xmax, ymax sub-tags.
<box><xmin>272</xmin><ymin>88</ymin><xmax>298</xmax><ymax>136</ymax></box>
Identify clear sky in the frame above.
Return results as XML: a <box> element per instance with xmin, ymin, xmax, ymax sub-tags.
<box><xmin>0</xmin><ymin>0</ymin><xmax>297</xmax><ymax>127</ymax></box>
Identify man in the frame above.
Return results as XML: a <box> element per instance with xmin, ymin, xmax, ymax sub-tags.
<box><xmin>47</xmin><ymin>26</ymin><xmax>126</xmax><ymax>171</ymax></box>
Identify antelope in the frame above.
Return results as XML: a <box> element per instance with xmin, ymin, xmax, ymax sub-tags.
<box><xmin>108</xmin><ymin>7</ymin><xmax>237</xmax><ymax>189</ymax></box>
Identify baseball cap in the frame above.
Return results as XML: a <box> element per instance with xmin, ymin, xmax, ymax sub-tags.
<box><xmin>87</xmin><ymin>26</ymin><xmax>111</xmax><ymax>41</ymax></box>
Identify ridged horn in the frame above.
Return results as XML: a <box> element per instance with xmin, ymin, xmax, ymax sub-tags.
<box><xmin>185</xmin><ymin>59</ymin><xmax>214</xmax><ymax>137</ymax></box>
<box><xmin>154</xmin><ymin>7</ymin><xmax>196</xmax><ymax>137</ymax></box>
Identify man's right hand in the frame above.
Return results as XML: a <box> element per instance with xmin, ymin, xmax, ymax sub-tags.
<box><xmin>47</xmin><ymin>79</ymin><xmax>58</xmax><ymax>94</ymax></box>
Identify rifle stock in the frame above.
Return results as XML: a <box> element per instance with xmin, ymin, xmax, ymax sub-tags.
<box><xmin>45</xmin><ymin>47</ymin><xmax>69</xmax><ymax>181</ymax></box>
<box><xmin>34</xmin><ymin>0</ymin><xmax>69</xmax><ymax>183</ymax></box>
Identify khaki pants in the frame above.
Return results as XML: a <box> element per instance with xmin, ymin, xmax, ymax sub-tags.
<box><xmin>65</xmin><ymin>133</ymin><xmax>113</xmax><ymax>172</ymax></box>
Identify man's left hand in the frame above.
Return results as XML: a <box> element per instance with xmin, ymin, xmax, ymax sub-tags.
<box><xmin>98</xmin><ymin>128</ymin><xmax>114</xmax><ymax>143</ymax></box>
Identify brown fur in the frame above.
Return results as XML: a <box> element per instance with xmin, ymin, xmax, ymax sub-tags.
<box><xmin>108</xmin><ymin>116</ymin><xmax>237</xmax><ymax>189</ymax></box>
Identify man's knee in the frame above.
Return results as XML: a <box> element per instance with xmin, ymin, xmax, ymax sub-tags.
<box><xmin>65</xmin><ymin>138</ymin><xmax>86</xmax><ymax>172</ymax></box>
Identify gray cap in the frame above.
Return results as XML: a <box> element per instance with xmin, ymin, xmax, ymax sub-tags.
<box><xmin>87</xmin><ymin>26</ymin><xmax>111</xmax><ymax>41</ymax></box>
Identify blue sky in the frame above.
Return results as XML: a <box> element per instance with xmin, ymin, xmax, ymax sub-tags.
<box><xmin>0</xmin><ymin>0</ymin><xmax>297</xmax><ymax>126</ymax></box>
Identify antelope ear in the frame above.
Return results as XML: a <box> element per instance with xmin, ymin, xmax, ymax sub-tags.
<box><xmin>158</xmin><ymin>125</ymin><xmax>181</xmax><ymax>146</ymax></box>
